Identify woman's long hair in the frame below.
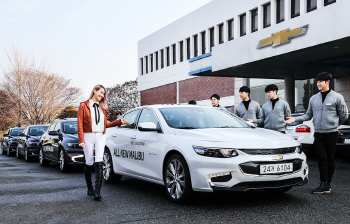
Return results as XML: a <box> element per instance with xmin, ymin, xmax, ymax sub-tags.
<box><xmin>89</xmin><ymin>84</ymin><xmax>108</xmax><ymax>113</ymax></box>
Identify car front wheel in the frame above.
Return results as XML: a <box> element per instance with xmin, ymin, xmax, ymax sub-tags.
<box><xmin>24</xmin><ymin>147</ymin><xmax>31</xmax><ymax>162</ymax></box>
<box><xmin>7</xmin><ymin>146</ymin><xmax>11</xmax><ymax>156</ymax></box>
<box><xmin>0</xmin><ymin>143</ymin><xmax>5</xmax><ymax>155</ymax></box>
<box><xmin>103</xmin><ymin>148</ymin><xmax>122</xmax><ymax>184</ymax></box>
<box><xmin>16</xmin><ymin>147</ymin><xmax>22</xmax><ymax>159</ymax></box>
<box><xmin>39</xmin><ymin>147</ymin><xmax>50</xmax><ymax>166</ymax></box>
<box><xmin>59</xmin><ymin>149</ymin><xmax>70</xmax><ymax>173</ymax></box>
<box><xmin>164</xmin><ymin>154</ymin><xmax>192</xmax><ymax>204</ymax></box>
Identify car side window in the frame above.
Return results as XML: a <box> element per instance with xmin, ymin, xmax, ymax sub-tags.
<box><xmin>138</xmin><ymin>109</ymin><xmax>160</xmax><ymax>129</ymax></box>
<box><xmin>120</xmin><ymin>110</ymin><xmax>140</xmax><ymax>129</ymax></box>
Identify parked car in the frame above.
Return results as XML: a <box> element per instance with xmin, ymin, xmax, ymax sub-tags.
<box><xmin>1</xmin><ymin>127</ymin><xmax>24</xmax><ymax>156</ymax></box>
<box><xmin>336</xmin><ymin>115</ymin><xmax>350</xmax><ymax>157</ymax></box>
<box><xmin>39</xmin><ymin>118</ymin><xmax>83</xmax><ymax>172</ymax></box>
<box><xmin>103</xmin><ymin>105</ymin><xmax>308</xmax><ymax>203</ymax></box>
<box><xmin>285</xmin><ymin>113</ymin><xmax>314</xmax><ymax>155</ymax></box>
<box><xmin>16</xmin><ymin>125</ymin><xmax>49</xmax><ymax>161</ymax></box>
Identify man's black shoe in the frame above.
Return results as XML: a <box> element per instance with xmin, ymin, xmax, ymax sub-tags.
<box><xmin>312</xmin><ymin>182</ymin><xmax>331</xmax><ymax>194</ymax></box>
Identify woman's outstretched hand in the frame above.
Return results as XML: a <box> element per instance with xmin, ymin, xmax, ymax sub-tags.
<box><xmin>121</xmin><ymin>118</ymin><xmax>129</xmax><ymax>124</ymax></box>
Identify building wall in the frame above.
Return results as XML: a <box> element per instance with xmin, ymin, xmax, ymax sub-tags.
<box><xmin>140</xmin><ymin>83</ymin><xmax>177</xmax><ymax>106</ymax></box>
<box><xmin>179</xmin><ymin>76</ymin><xmax>234</xmax><ymax>104</ymax></box>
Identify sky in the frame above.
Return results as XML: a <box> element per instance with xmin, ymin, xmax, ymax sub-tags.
<box><xmin>0</xmin><ymin>0</ymin><xmax>212</xmax><ymax>100</ymax></box>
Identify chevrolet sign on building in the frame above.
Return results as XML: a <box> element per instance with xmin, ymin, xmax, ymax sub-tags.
<box><xmin>138</xmin><ymin>0</ymin><xmax>350</xmax><ymax>113</ymax></box>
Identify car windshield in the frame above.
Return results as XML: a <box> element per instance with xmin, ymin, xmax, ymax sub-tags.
<box><xmin>159</xmin><ymin>107</ymin><xmax>249</xmax><ymax>129</ymax></box>
<box><xmin>10</xmin><ymin>128</ymin><xmax>24</xmax><ymax>136</ymax></box>
<box><xmin>62</xmin><ymin>121</ymin><xmax>78</xmax><ymax>134</ymax></box>
<box><xmin>28</xmin><ymin>126</ymin><xmax>49</xmax><ymax>136</ymax></box>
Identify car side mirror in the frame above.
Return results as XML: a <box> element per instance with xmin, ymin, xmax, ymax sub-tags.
<box><xmin>48</xmin><ymin>130</ymin><xmax>59</xmax><ymax>136</ymax></box>
<box><xmin>246</xmin><ymin>121</ymin><xmax>256</xmax><ymax>128</ymax></box>
<box><xmin>138</xmin><ymin>122</ymin><xmax>162</xmax><ymax>133</ymax></box>
<box><xmin>3</xmin><ymin>134</ymin><xmax>8</xmax><ymax>137</ymax></box>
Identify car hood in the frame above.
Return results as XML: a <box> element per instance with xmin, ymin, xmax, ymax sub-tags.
<box><xmin>64</xmin><ymin>133</ymin><xmax>78</xmax><ymax>140</ymax></box>
<box><xmin>29</xmin><ymin>136</ymin><xmax>41</xmax><ymax>141</ymax></box>
<box><xmin>174</xmin><ymin>128</ymin><xmax>297</xmax><ymax>148</ymax></box>
<box><xmin>10</xmin><ymin>136</ymin><xmax>19</xmax><ymax>141</ymax></box>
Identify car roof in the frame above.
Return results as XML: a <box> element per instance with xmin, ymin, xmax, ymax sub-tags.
<box><xmin>27</xmin><ymin>124</ymin><xmax>50</xmax><ymax>127</ymax></box>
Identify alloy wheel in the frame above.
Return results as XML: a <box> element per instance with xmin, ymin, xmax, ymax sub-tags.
<box><xmin>25</xmin><ymin>147</ymin><xmax>28</xmax><ymax>161</ymax></box>
<box><xmin>59</xmin><ymin>150</ymin><xmax>65</xmax><ymax>170</ymax></box>
<box><xmin>103</xmin><ymin>152</ymin><xmax>111</xmax><ymax>181</ymax></box>
<box><xmin>166</xmin><ymin>159</ymin><xmax>186</xmax><ymax>199</ymax></box>
<box><xmin>39</xmin><ymin>149</ymin><xmax>43</xmax><ymax>164</ymax></box>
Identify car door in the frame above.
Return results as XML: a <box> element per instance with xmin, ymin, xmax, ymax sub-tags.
<box><xmin>42</xmin><ymin>122</ymin><xmax>58</xmax><ymax>160</ymax></box>
<box><xmin>52</xmin><ymin>121</ymin><xmax>62</xmax><ymax>161</ymax></box>
<box><xmin>109</xmin><ymin>109</ymin><xmax>141</xmax><ymax>173</ymax></box>
<box><xmin>17</xmin><ymin>127</ymin><xmax>27</xmax><ymax>154</ymax></box>
<box><xmin>128</xmin><ymin>108</ymin><xmax>162</xmax><ymax>180</ymax></box>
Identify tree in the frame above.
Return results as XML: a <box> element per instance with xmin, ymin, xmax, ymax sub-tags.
<box><xmin>107</xmin><ymin>79</ymin><xmax>139</xmax><ymax>114</ymax></box>
<box><xmin>57</xmin><ymin>105</ymin><xmax>78</xmax><ymax>119</ymax></box>
<box><xmin>0</xmin><ymin>90</ymin><xmax>17</xmax><ymax>130</ymax></box>
<box><xmin>1</xmin><ymin>47</ymin><xmax>83</xmax><ymax>125</ymax></box>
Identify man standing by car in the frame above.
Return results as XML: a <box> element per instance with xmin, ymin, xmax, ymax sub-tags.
<box><xmin>248</xmin><ymin>84</ymin><xmax>291</xmax><ymax>133</ymax></box>
<box><xmin>235</xmin><ymin>86</ymin><xmax>261</xmax><ymax>123</ymax></box>
<box><xmin>211</xmin><ymin>94</ymin><xmax>227</xmax><ymax>110</ymax></box>
<box><xmin>285</xmin><ymin>72</ymin><xmax>348</xmax><ymax>194</ymax></box>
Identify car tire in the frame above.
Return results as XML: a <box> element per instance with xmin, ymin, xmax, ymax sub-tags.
<box><xmin>265</xmin><ymin>186</ymin><xmax>293</xmax><ymax>194</ymax></box>
<box><xmin>103</xmin><ymin>148</ymin><xmax>122</xmax><ymax>184</ymax></box>
<box><xmin>39</xmin><ymin>147</ymin><xmax>50</xmax><ymax>166</ymax></box>
<box><xmin>16</xmin><ymin>147</ymin><xmax>22</xmax><ymax>159</ymax></box>
<box><xmin>7</xmin><ymin>146</ymin><xmax>11</xmax><ymax>156</ymax></box>
<box><xmin>59</xmin><ymin>149</ymin><xmax>70</xmax><ymax>173</ymax></box>
<box><xmin>24</xmin><ymin>147</ymin><xmax>31</xmax><ymax>162</ymax></box>
<box><xmin>164</xmin><ymin>154</ymin><xmax>192</xmax><ymax>204</ymax></box>
<box><xmin>0</xmin><ymin>144</ymin><xmax>5</xmax><ymax>155</ymax></box>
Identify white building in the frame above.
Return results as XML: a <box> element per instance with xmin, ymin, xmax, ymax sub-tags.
<box><xmin>138</xmin><ymin>0</ymin><xmax>350</xmax><ymax>113</ymax></box>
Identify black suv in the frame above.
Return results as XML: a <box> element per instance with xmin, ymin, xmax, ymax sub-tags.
<box><xmin>16</xmin><ymin>125</ymin><xmax>49</xmax><ymax>161</ymax></box>
<box><xmin>39</xmin><ymin>118</ymin><xmax>84</xmax><ymax>172</ymax></box>
<box><xmin>1</xmin><ymin>127</ymin><xmax>24</xmax><ymax>156</ymax></box>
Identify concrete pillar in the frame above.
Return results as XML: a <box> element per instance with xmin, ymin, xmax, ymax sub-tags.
<box><xmin>206</xmin><ymin>29</ymin><xmax>210</xmax><ymax>53</ymax></box>
<box><xmin>215</xmin><ymin>25</ymin><xmax>219</xmax><ymax>46</ymax></box>
<box><xmin>258</xmin><ymin>4</ymin><xmax>263</xmax><ymax>31</ymax></box>
<box><xmin>285</xmin><ymin>0</ymin><xmax>291</xmax><ymax>21</ymax></box>
<box><xmin>190</xmin><ymin>35</ymin><xmax>194</xmax><ymax>58</ymax></box>
<box><xmin>271</xmin><ymin>0</ymin><xmax>277</xmax><ymax>25</ymax></box>
<box><xmin>300</xmin><ymin>0</ymin><xmax>307</xmax><ymax>15</ymax></box>
<box><xmin>198</xmin><ymin>32</ymin><xmax>203</xmax><ymax>55</ymax></box>
<box><xmin>223</xmin><ymin>22</ymin><xmax>228</xmax><ymax>43</ymax></box>
<box><xmin>246</xmin><ymin>11</ymin><xmax>251</xmax><ymax>35</ymax></box>
<box><xmin>234</xmin><ymin>15</ymin><xmax>239</xmax><ymax>38</ymax></box>
<box><xmin>144</xmin><ymin>56</ymin><xmax>148</xmax><ymax>74</ymax></box>
<box><xmin>285</xmin><ymin>73</ymin><xmax>295</xmax><ymax>113</ymax></box>
<box><xmin>317</xmin><ymin>0</ymin><xmax>324</xmax><ymax>9</ymax></box>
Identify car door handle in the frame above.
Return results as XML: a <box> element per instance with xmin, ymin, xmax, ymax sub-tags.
<box><xmin>130</xmin><ymin>135</ymin><xmax>136</xmax><ymax>139</ymax></box>
<box><xmin>112</xmin><ymin>133</ymin><xmax>117</xmax><ymax>137</ymax></box>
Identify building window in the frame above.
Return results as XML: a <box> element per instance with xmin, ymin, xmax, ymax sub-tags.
<box><xmin>140</xmin><ymin>58</ymin><xmax>143</xmax><ymax>75</ymax></box>
<box><xmin>172</xmin><ymin>44</ymin><xmax>176</xmax><ymax>64</ymax></box>
<box><xmin>307</xmin><ymin>0</ymin><xmax>317</xmax><ymax>12</ymax></box>
<box><xmin>227</xmin><ymin>19</ymin><xmax>234</xmax><ymax>41</ymax></box>
<box><xmin>160</xmin><ymin>49</ymin><xmax>164</xmax><ymax>69</ymax></box>
<box><xmin>277</xmin><ymin>0</ymin><xmax>285</xmax><ymax>24</ymax></box>
<box><xmin>193</xmin><ymin>34</ymin><xmax>198</xmax><ymax>57</ymax></box>
<box><xmin>209</xmin><ymin>27</ymin><xmax>215</xmax><ymax>51</ymax></box>
<box><xmin>263</xmin><ymin>3</ymin><xmax>271</xmax><ymax>28</ymax></box>
<box><xmin>150</xmin><ymin>54</ymin><xmax>153</xmax><ymax>72</ymax></box>
<box><xmin>186</xmin><ymin>38</ymin><xmax>190</xmax><ymax>59</ymax></box>
<box><xmin>155</xmin><ymin>52</ymin><xmax>158</xmax><ymax>70</ymax></box>
<box><xmin>291</xmin><ymin>0</ymin><xmax>300</xmax><ymax>18</ymax></box>
<box><xmin>218</xmin><ymin>23</ymin><xmax>224</xmax><ymax>44</ymax></box>
<box><xmin>251</xmin><ymin>9</ymin><xmax>258</xmax><ymax>33</ymax></box>
<box><xmin>166</xmin><ymin>47</ymin><xmax>170</xmax><ymax>67</ymax></box>
<box><xmin>324</xmin><ymin>0</ymin><xmax>336</xmax><ymax>6</ymax></box>
<box><xmin>145</xmin><ymin>56</ymin><xmax>148</xmax><ymax>74</ymax></box>
<box><xmin>179</xmin><ymin>41</ymin><xmax>184</xmax><ymax>62</ymax></box>
<box><xmin>201</xmin><ymin>31</ymin><xmax>206</xmax><ymax>54</ymax></box>
<box><xmin>240</xmin><ymin>14</ymin><xmax>246</xmax><ymax>37</ymax></box>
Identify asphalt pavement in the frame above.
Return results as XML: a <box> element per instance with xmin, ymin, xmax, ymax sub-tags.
<box><xmin>0</xmin><ymin>153</ymin><xmax>350</xmax><ymax>224</ymax></box>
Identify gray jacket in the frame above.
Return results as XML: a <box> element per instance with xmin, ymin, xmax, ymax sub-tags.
<box><xmin>258</xmin><ymin>99</ymin><xmax>291</xmax><ymax>132</ymax></box>
<box><xmin>295</xmin><ymin>90</ymin><xmax>348</xmax><ymax>133</ymax></box>
<box><xmin>234</xmin><ymin>100</ymin><xmax>262</xmax><ymax>122</ymax></box>
<box><xmin>214</xmin><ymin>104</ymin><xmax>228</xmax><ymax>111</ymax></box>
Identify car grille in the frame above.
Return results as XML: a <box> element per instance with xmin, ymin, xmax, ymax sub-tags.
<box><xmin>239</xmin><ymin>159</ymin><xmax>303</xmax><ymax>175</ymax></box>
<box><xmin>229</xmin><ymin>177</ymin><xmax>304</xmax><ymax>191</ymax></box>
<box><xmin>239</xmin><ymin>147</ymin><xmax>296</xmax><ymax>155</ymax></box>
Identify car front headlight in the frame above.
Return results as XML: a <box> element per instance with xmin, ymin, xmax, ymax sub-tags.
<box><xmin>295</xmin><ymin>145</ymin><xmax>302</xmax><ymax>154</ymax></box>
<box><xmin>29</xmin><ymin>142</ymin><xmax>39</xmax><ymax>146</ymax></box>
<box><xmin>193</xmin><ymin>146</ymin><xmax>238</xmax><ymax>158</ymax></box>
<box><xmin>67</xmin><ymin>143</ymin><xmax>80</xmax><ymax>148</ymax></box>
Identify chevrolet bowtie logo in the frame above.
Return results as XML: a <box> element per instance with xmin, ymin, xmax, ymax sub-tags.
<box><xmin>257</xmin><ymin>25</ymin><xmax>308</xmax><ymax>49</ymax></box>
<box><xmin>273</xmin><ymin>156</ymin><xmax>283</xmax><ymax>161</ymax></box>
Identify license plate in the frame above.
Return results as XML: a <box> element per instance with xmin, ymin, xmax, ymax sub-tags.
<box><xmin>344</xmin><ymin>139</ymin><xmax>350</xmax><ymax>144</ymax></box>
<box><xmin>286</xmin><ymin>129</ymin><xmax>293</xmax><ymax>134</ymax></box>
<box><xmin>44</xmin><ymin>146</ymin><xmax>53</xmax><ymax>152</ymax></box>
<box><xmin>260</xmin><ymin>163</ymin><xmax>293</xmax><ymax>174</ymax></box>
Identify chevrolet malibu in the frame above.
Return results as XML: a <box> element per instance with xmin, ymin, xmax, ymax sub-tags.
<box><xmin>103</xmin><ymin>105</ymin><xmax>308</xmax><ymax>203</ymax></box>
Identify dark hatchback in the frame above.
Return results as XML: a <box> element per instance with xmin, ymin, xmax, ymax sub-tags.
<box><xmin>336</xmin><ymin>116</ymin><xmax>350</xmax><ymax>157</ymax></box>
<box><xmin>16</xmin><ymin>125</ymin><xmax>49</xmax><ymax>161</ymax></box>
<box><xmin>1</xmin><ymin>128</ymin><xmax>24</xmax><ymax>156</ymax></box>
<box><xmin>39</xmin><ymin>118</ymin><xmax>84</xmax><ymax>172</ymax></box>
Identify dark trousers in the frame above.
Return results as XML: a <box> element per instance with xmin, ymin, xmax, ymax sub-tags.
<box><xmin>313</xmin><ymin>132</ymin><xmax>338</xmax><ymax>183</ymax></box>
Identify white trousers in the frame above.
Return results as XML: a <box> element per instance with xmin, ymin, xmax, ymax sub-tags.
<box><xmin>83</xmin><ymin>133</ymin><xmax>106</xmax><ymax>165</ymax></box>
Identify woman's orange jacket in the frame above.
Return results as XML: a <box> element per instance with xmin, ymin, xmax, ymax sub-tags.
<box><xmin>77</xmin><ymin>100</ymin><xmax>122</xmax><ymax>144</ymax></box>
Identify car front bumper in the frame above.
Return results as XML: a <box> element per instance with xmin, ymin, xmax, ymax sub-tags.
<box><xmin>188</xmin><ymin>152</ymin><xmax>309</xmax><ymax>192</ymax></box>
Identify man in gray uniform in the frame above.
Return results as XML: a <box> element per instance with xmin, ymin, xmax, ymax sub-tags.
<box><xmin>286</xmin><ymin>72</ymin><xmax>348</xmax><ymax>194</ymax></box>
<box><xmin>248</xmin><ymin>84</ymin><xmax>291</xmax><ymax>133</ymax></box>
<box><xmin>235</xmin><ymin>86</ymin><xmax>261</xmax><ymax>123</ymax></box>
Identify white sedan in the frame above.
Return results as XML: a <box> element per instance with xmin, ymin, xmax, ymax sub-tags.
<box><xmin>103</xmin><ymin>105</ymin><xmax>308</xmax><ymax>203</ymax></box>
